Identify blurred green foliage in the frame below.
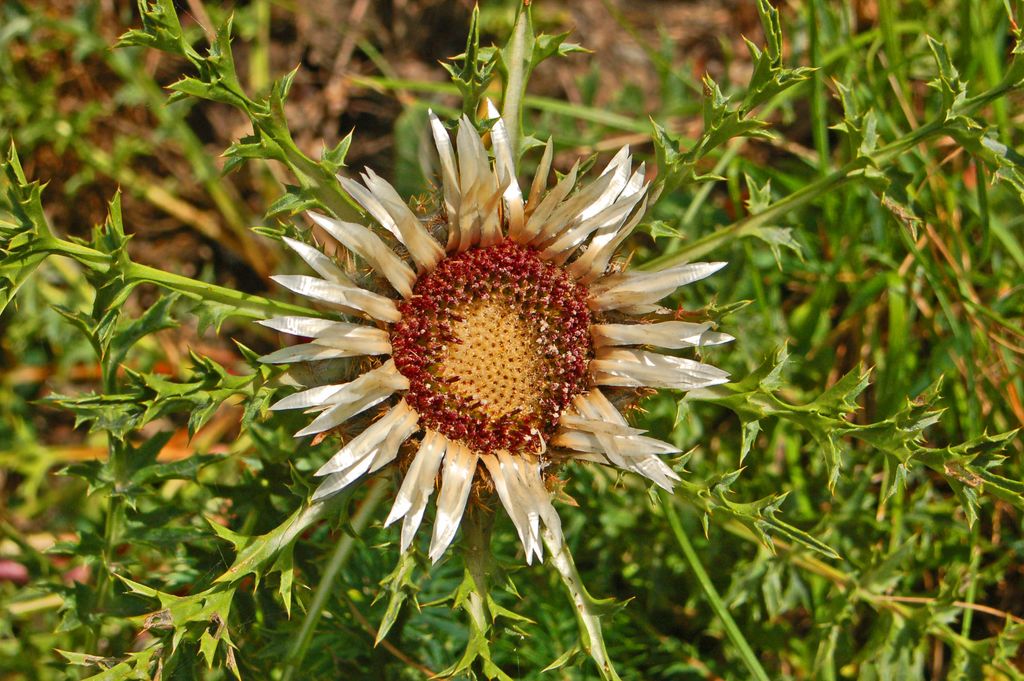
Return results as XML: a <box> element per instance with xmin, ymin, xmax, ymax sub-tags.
<box><xmin>2</xmin><ymin>0</ymin><xmax>1023</xmax><ymax>679</ymax></box>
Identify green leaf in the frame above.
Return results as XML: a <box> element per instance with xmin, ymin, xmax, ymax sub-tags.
<box><xmin>106</xmin><ymin>294</ymin><xmax>178</xmax><ymax>374</ymax></box>
<box><xmin>741</xmin><ymin>175</ymin><xmax>804</xmax><ymax>265</ymax></box>
<box><xmin>265</xmin><ymin>185</ymin><xmax>320</xmax><ymax>218</ymax></box>
<box><xmin>272</xmin><ymin>547</ymin><xmax>295</xmax><ymax>618</ymax></box>
<box><xmin>207</xmin><ymin>518</ymin><xmax>254</xmax><ymax>553</ymax></box>
<box><xmin>688</xmin><ymin>350</ymin><xmax>868</xmax><ymax>491</ymax></box>
<box><xmin>56</xmin><ymin>582</ymin><xmax>98</xmax><ymax>633</ymax></box>
<box><xmin>117</xmin><ymin>0</ymin><xmax>193</xmax><ymax>58</ymax></box>
<box><xmin>215</xmin><ymin>499</ymin><xmax>341</xmax><ymax>585</ymax></box>
<box><xmin>739</xmin><ymin>419</ymin><xmax>761</xmax><ymax>464</ymax></box>
<box><xmin>320</xmin><ymin>130</ymin><xmax>353</xmax><ymax>174</ymax></box>
<box><xmin>741</xmin><ymin>0</ymin><xmax>815</xmax><ymax>111</ymax></box>
<box><xmin>166</xmin><ymin>76</ymin><xmax>221</xmax><ymax>103</ymax></box>
<box><xmin>442</xmin><ymin>5</ymin><xmax>497</xmax><ymax>117</ymax></box>
<box><xmin>63</xmin><ymin>647</ymin><xmax>157</xmax><ymax>681</ymax></box>
<box><xmin>925</xmin><ymin>36</ymin><xmax>968</xmax><ymax>117</ymax></box>
<box><xmin>56</xmin><ymin>650</ymin><xmax>113</xmax><ymax>667</ymax></box>
<box><xmin>1</xmin><ymin>144</ymin><xmax>53</xmax><ymax>314</ymax></box>
<box><xmin>750</xmin><ymin>226</ymin><xmax>803</xmax><ymax>265</ymax></box>
<box><xmin>642</xmin><ymin>219</ymin><xmax>685</xmax><ymax>240</ymax></box>
<box><xmin>375</xmin><ymin>550</ymin><xmax>419</xmax><ymax>644</ymax></box>
<box><xmin>531</xmin><ymin>32</ymin><xmax>588</xmax><ymax>66</ymax></box>
<box><xmin>223</xmin><ymin>131</ymin><xmax>287</xmax><ymax>168</ymax></box>
<box><xmin>542</xmin><ymin>642</ymin><xmax>583</xmax><ymax>672</ymax></box>
<box><xmin>0</xmin><ymin>142</ymin><xmax>49</xmax><ymax>242</ymax></box>
<box><xmin>119</xmin><ymin>576</ymin><xmax>238</xmax><ymax>668</ymax></box>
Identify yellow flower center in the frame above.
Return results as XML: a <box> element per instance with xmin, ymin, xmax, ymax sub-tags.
<box><xmin>439</xmin><ymin>299</ymin><xmax>548</xmax><ymax>420</ymax></box>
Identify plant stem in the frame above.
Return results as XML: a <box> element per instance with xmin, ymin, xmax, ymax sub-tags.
<box><xmin>39</xmin><ymin>235</ymin><xmax>322</xmax><ymax>320</ymax></box>
<box><xmin>280</xmin><ymin>477</ymin><xmax>389</xmax><ymax>681</ymax></box>
<box><xmin>501</xmin><ymin>3</ymin><xmax>530</xmax><ymax>157</ymax></box>
<box><xmin>126</xmin><ymin>261</ymin><xmax>317</xmax><ymax>318</ymax></box>
<box><xmin>959</xmin><ymin>521</ymin><xmax>981</xmax><ymax>636</ymax></box>
<box><xmin>462</xmin><ymin>505</ymin><xmax>494</xmax><ymax>632</ymax></box>
<box><xmin>349</xmin><ymin>75</ymin><xmax>649</xmax><ymax>134</ymax></box>
<box><xmin>807</xmin><ymin>0</ymin><xmax>830</xmax><ymax>180</ymax></box>
<box><xmin>660</xmin><ymin>490</ymin><xmax>771</xmax><ymax>681</ymax></box>
<box><xmin>94</xmin><ymin>282</ymin><xmax>131</xmax><ymax>646</ymax></box>
<box><xmin>249</xmin><ymin>0</ymin><xmax>271</xmax><ymax>94</ymax></box>
<box><xmin>641</xmin><ymin>161</ymin><xmax>860</xmax><ymax>269</ymax></box>
<box><xmin>543</xmin><ymin>527</ymin><xmax>622</xmax><ymax>681</ymax></box>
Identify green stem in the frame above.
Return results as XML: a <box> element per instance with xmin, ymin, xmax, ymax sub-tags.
<box><xmin>280</xmin><ymin>478</ymin><xmax>389</xmax><ymax>681</ymax></box>
<box><xmin>127</xmin><ymin>262</ymin><xmax>316</xmax><ymax>318</ymax></box>
<box><xmin>959</xmin><ymin>521</ymin><xmax>981</xmax><ymax>636</ymax></box>
<box><xmin>350</xmin><ymin>75</ymin><xmax>649</xmax><ymax>134</ymax></box>
<box><xmin>543</xmin><ymin>528</ymin><xmax>622</xmax><ymax>681</ymax></box>
<box><xmin>643</xmin><ymin>161</ymin><xmax>859</xmax><ymax>269</ymax></box>
<box><xmin>96</xmin><ymin>494</ymin><xmax>123</xmax><ymax>590</ymax></box>
<box><xmin>39</xmin><ymin>236</ymin><xmax>322</xmax><ymax>320</ymax></box>
<box><xmin>878</xmin><ymin>0</ymin><xmax>902</xmax><ymax>79</ymax></box>
<box><xmin>808</xmin><ymin>0</ymin><xmax>831</xmax><ymax>178</ymax></box>
<box><xmin>660</xmin><ymin>491</ymin><xmax>771</xmax><ymax>681</ymax></box>
<box><xmin>501</xmin><ymin>3</ymin><xmax>530</xmax><ymax>157</ymax></box>
<box><xmin>249</xmin><ymin>0</ymin><xmax>271</xmax><ymax>94</ymax></box>
<box><xmin>463</xmin><ymin>506</ymin><xmax>494</xmax><ymax>633</ymax></box>
<box><xmin>94</xmin><ymin>282</ymin><xmax>131</xmax><ymax>639</ymax></box>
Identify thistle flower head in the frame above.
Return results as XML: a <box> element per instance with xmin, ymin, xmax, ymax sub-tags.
<box><xmin>262</xmin><ymin>103</ymin><xmax>732</xmax><ymax>564</ymax></box>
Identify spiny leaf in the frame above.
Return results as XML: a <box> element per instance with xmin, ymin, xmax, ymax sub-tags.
<box><xmin>542</xmin><ymin>643</ymin><xmax>584</xmax><ymax>672</ymax></box>
<box><xmin>120</xmin><ymin>575</ymin><xmax>238</xmax><ymax>666</ymax></box>
<box><xmin>831</xmin><ymin>81</ymin><xmax>881</xmax><ymax>158</ymax></box>
<box><xmin>272</xmin><ymin>547</ymin><xmax>295</xmax><ymax>618</ymax></box>
<box><xmin>320</xmin><ymin>129</ymin><xmax>353</xmax><ymax>174</ymax></box>
<box><xmin>214</xmin><ymin>496</ymin><xmax>345</xmax><ymax>585</ymax></box>
<box><xmin>926</xmin><ymin>36</ymin><xmax>968</xmax><ymax>117</ymax></box>
<box><xmin>0</xmin><ymin>142</ymin><xmax>49</xmax><ymax>242</ymax></box>
<box><xmin>375</xmin><ymin>550</ymin><xmax>420</xmax><ymax>644</ymax></box>
<box><xmin>0</xmin><ymin>144</ymin><xmax>52</xmax><ymax>314</ymax></box>
<box><xmin>443</xmin><ymin>566</ymin><xmax>517</xmax><ymax>681</ymax></box>
<box><xmin>106</xmin><ymin>294</ymin><xmax>178</xmax><ymax>373</ymax></box>
<box><xmin>117</xmin><ymin>0</ymin><xmax>193</xmax><ymax>58</ymax></box>
<box><xmin>265</xmin><ymin>185</ymin><xmax>319</xmax><ymax>218</ymax></box>
<box><xmin>442</xmin><ymin>5</ymin><xmax>497</xmax><ymax>117</ymax></box>
<box><xmin>751</xmin><ymin>226</ymin><xmax>803</xmax><ymax>265</ymax></box>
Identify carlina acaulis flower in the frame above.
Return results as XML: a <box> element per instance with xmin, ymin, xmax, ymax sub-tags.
<box><xmin>260</xmin><ymin>101</ymin><xmax>732</xmax><ymax>564</ymax></box>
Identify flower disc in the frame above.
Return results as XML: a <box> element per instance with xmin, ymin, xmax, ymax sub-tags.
<box><xmin>263</xmin><ymin>109</ymin><xmax>731</xmax><ymax>563</ymax></box>
<box><xmin>391</xmin><ymin>239</ymin><xmax>592</xmax><ymax>455</ymax></box>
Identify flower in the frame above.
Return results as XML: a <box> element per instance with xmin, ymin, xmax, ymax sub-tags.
<box><xmin>261</xmin><ymin>103</ymin><xmax>732</xmax><ymax>564</ymax></box>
